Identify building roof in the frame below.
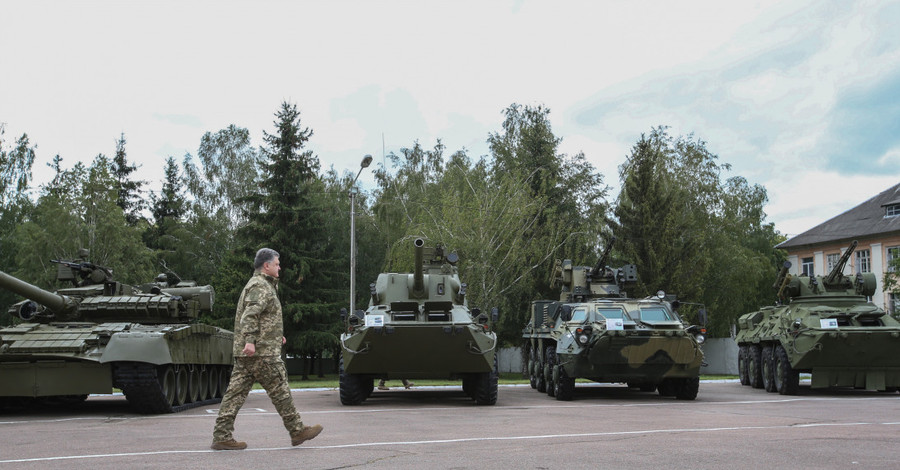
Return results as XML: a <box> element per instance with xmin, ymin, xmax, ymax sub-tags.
<box><xmin>778</xmin><ymin>182</ymin><xmax>900</xmax><ymax>249</ymax></box>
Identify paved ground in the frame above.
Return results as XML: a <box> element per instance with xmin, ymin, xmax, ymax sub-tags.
<box><xmin>1</xmin><ymin>382</ymin><xmax>899</xmax><ymax>469</ymax></box>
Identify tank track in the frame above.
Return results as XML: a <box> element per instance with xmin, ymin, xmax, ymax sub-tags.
<box><xmin>112</xmin><ymin>362</ymin><xmax>223</xmax><ymax>414</ymax></box>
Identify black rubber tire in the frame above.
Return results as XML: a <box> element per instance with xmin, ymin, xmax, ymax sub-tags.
<box><xmin>748</xmin><ymin>345</ymin><xmax>764</xmax><ymax>389</ymax></box>
<box><xmin>762</xmin><ymin>345</ymin><xmax>776</xmax><ymax>393</ymax></box>
<box><xmin>553</xmin><ymin>360</ymin><xmax>575</xmax><ymax>401</ymax></box>
<box><xmin>774</xmin><ymin>344</ymin><xmax>799</xmax><ymax>395</ymax></box>
<box><xmin>545</xmin><ymin>346</ymin><xmax>556</xmax><ymax>397</ymax></box>
<box><xmin>474</xmin><ymin>353</ymin><xmax>499</xmax><ymax>405</ymax></box>
<box><xmin>528</xmin><ymin>347</ymin><xmax>538</xmax><ymax>389</ymax></box>
<box><xmin>675</xmin><ymin>377</ymin><xmax>699</xmax><ymax>400</ymax></box>
<box><xmin>738</xmin><ymin>345</ymin><xmax>750</xmax><ymax>386</ymax></box>
<box><xmin>339</xmin><ymin>356</ymin><xmax>368</xmax><ymax>405</ymax></box>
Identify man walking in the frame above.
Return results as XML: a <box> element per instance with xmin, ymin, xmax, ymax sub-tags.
<box><xmin>211</xmin><ymin>248</ymin><xmax>323</xmax><ymax>450</ymax></box>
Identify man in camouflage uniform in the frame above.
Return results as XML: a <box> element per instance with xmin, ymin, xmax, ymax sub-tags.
<box><xmin>211</xmin><ymin>248</ymin><xmax>323</xmax><ymax>450</ymax></box>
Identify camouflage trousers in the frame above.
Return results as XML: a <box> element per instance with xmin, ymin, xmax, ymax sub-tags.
<box><xmin>212</xmin><ymin>356</ymin><xmax>303</xmax><ymax>442</ymax></box>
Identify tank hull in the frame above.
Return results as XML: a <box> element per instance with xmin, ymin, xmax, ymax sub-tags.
<box><xmin>0</xmin><ymin>321</ymin><xmax>233</xmax><ymax>411</ymax></box>
<box><xmin>572</xmin><ymin>334</ymin><xmax>703</xmax><ymax>381</ymax></box>
<box><xmin>341</xmin><ymin>324</ymin><xmax>496</xmax><ymax>378</ymax></box>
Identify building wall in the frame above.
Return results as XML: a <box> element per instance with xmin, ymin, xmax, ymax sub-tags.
<box><xmin>783</xmin><ymin>235</ymin><xmax>900</xmax><ymax>313</ymax></box>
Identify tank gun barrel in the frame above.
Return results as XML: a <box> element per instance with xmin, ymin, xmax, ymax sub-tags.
<box><xmin>591</xmin><ymin>236</ymin><xmax>616</xmax><ymax>277</ymax></box>
<box><xmin>825</xmin><ymin>240</ymin><xmax>858</xmax><ymax>284</ymax></box>
<box><xmin>413</xmin><ymin>238</ymin><xmax>425</xmax><ymax>295</ymax></box>
<box><xmin>0</xmin><ymin>270</ymin><xmax>77</xmax><ymax>315</ymax></box>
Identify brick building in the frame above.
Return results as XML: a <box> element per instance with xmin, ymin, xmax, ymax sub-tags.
<box><xmin>777</xmin><ymin>182</ymin><xmax>900</xmax><ymax>314</ymax></box>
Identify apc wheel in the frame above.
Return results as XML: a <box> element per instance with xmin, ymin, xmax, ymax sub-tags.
<box><xmin>339</xmin><ymin>357</ymin><xmax>368</xmax><ymax>405</ymax></box>
<box><xmin>675</xmin><ymin>377</ymin><xmax>699</xmax><ymax>400</ymax></box>
<box><xmin>159</xmin><ymin>365</ymin><xmax>177</xmax><ymax>406</ymax></box>
<box><xmin>187</xmin><ymin>366</ymin><xmax>201</xmax><ymax>403</ymax></box>
<box><xmin>774</xmin><ymin>344</ymin><xmax>799</xmax><ymax>395</ymax></box>
<box><xmin>761</xmin><ymin>345</ymin><xmax>776</xmax><ymax>393</ymax></box>
<box><xmin>545</xmin><ymin>346</ymin><xmax>557</xmax><ymax>397</ymax></box>
<box><xmin>748</xmin><ymin>345</ymin><xmax>764</xmax><ymax>389</ymax></box>
<box><xmin>553</xmin><ymin>360</ymin><xmax>575</xmax><ymax>401</ymax></box>
<box><xmin>474</xmin><ymin>354</ymin><xmax>499</xmax><ymax>405</ymax></box>
<box><xmin>207</xmin><ymin>367</ymin><xmax>220</xmax><ymax>399</ymax></box>
<box><xmin>738</xmin><ymin>345</ymin><xmax>750</xmax><ymax>386</ymax></box>
<box><xmin>657</xmin><ymin>378</ymin><xmax>676</xmax><ymax>397</ymax></box>
<box><xmin>535</xmin><ymin>357</ymin><xmax>547</xmax><ymax>393</ymax></box>
<box><xmin>528</xmin><ymin>348</ymin><xmax>538</xmax><ymax>389</ymax></box>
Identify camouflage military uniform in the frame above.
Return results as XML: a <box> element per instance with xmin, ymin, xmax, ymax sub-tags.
<box><xmin>213</xmin><ymin>272</ymin><xmax>303</xmax><ymax>443</ymax></box>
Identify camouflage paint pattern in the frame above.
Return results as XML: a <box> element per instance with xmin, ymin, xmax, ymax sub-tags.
<box><xmin>233</xmin><ymin>272</ymin><xmax>283</xmax><ymax>357</ymax></box>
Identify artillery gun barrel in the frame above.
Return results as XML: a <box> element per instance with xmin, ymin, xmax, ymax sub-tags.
<box><xmin>825</xmin><ymin>240</ymin><xmax>858</xmax><ymax>284</ymax></box>
<box><xmin>413</xmin><ymin>238</ymin><xmax>425</xmax><ymax>294</ymax></box>
<box><xmin>0</xmin><ymin>270</ymin><xmax>76</xmax><ymax>314</ymax></box>
<box><xmin>591</xmin><ymin>236</ymin><xmax>617</xmax><ymax>276</ymax></box>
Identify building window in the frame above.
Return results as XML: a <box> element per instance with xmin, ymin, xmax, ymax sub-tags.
<box><xmin>890</xmin><ymin>293</ymin><xmax>899</xmax><ymax>316</ymax></box>
<box><xmin>826</xmin><ymin>253</ymin><xmax>841</xmax><ymax>273</ymax></box>
<box><xmin>856</xmin><ymin>250</ymin><xmax>871</xmax><ymax>273</ymax></box>
<box><xmin>886</xmin><ymin>204</ymin><xmax>900</xmax><ymax>218</ymax></box>
<box><xmin>888</xmin><ymin>246</ymin><xmax>900</xmax><ymax>272</ymax></box>
<box><xmin>801</xmin><ymin>257</ymin><xmax>814</xmax><ymax>276</ymax></box>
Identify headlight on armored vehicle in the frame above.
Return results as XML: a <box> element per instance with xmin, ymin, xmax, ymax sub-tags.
<box><xmin>695</xmin><ymin>333</ymin><xmax>706</xmax><ymax>344</ymax></box>
<box><xmin>575</xmin><ymin>327</ymin><xmax>592</xmax><ymax>345</ymax></box>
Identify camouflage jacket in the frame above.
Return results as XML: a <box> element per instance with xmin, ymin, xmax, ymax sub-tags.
<box><xmin>233</xmin><ymin>272</ymin><xmax>283</xmax><ymax>357</ymax></box>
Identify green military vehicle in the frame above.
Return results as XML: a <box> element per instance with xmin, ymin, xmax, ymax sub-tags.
<box><xmin>522</xmin><ymin>238</ymin><xmax>707</xmax><ymax>400</ymax></box>
<box><xmin>736</xmin><ymin>240</ymin><xmax>900</xmax><ymax>394</ymax></box>
<box><xmin>339</xmin><ymin>239</ymin><xmax>498</xmax><ymax>405</ymax></box>
<box><xmin>0</xmin><ymin>253</ymin><xmax>233</xmax><ymax>413</ymax></box>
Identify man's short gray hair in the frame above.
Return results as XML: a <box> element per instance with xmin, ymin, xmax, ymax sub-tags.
<box><xmin>254</xmin><ymin>248</ymin><xmax>280</xmax><ymax>271</ymax></box>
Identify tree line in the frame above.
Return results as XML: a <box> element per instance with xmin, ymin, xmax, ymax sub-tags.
<box><xmin>0</xmin><ymin>102</ymin><xmax>789</xmax><ymax>376</ymax></box>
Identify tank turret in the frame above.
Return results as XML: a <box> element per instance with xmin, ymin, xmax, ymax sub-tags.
<box><xmin>736</xmin><ymin>240</ymin><xmax>900</xmax><ymax>395</ymax></box>
<box><xmin>551</xmin><ymin>237</ymin><xmax>638</xmax><ymax>301</ymax></box>
<box><xmin>339</xmin><ymin>238</ymin><xmax>498</xmax><ymax>406</ymax></box>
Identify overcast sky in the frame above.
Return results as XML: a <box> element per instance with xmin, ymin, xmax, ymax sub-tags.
<box><xmin>2</xmin><ymin>0</ymin><xmax>899</xmax><ymax>238</ymax></box>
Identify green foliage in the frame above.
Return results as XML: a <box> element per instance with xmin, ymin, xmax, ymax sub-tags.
<box><xmin>613</xmin><ymin>127</ymin><xmax>785</xmax><ymax>336</ymax></box>
<box><xmin>111</xmin><ymin>133</ymin><xmax>147</xmax><ymax>226</ymax></box>
<box><xmin>0</xmin><ymin>126</ymin><xmax>36</xmax><ymax>324</ymax></box>
<box><xmin>13</xmin><ymin>155</ymin><xmax>154</xmax><ymax>288</ymax></box>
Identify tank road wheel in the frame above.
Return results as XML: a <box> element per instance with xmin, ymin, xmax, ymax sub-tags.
<box><xmin>774</xmin><ymin>345</ymin><xmax>799</xmax><ymax>395</ymax></box>
<box><xmin>675</xmin><ymin>377</ymin><xmax>700</xmax><ymax>400</ymax></box>
<box><xmin>761</xmin><ymin>345</ymin><xmax>776</xmax><ymax>393</ymax></box>
<box><xmin>160</xmin><ymin>365</ymin><xmax>177</xmax><ymax>406</ymax></box>
<box><xmin>187</xmin><ymin>366</ymin><xmax>201</xmax><ymax>403</ymax></box>
<box><xmin>197</xmin><ymin>367</ymin><xmax>210</xmax><ymax>400</ymax></box>
<box><xmin>207</xmin><ymin>366</ymin><xmax>220</xmax><ymax>399</ymax></box>
<box><xmin>339</xmin><ymin>357</ymin><xmax>368</xmax><ymax>405</ymax></box>
<box><xmin>545</xmin><ymin>346</ymin><xmax>557</xmax><ymax>398</ymax></box>
<box><xmin>474</xmin><ymin>353</ymin><xmax>499</xmax><ymax>406</ymax></box>
<box><xmin>738</xmin><ymin>345</ymin><xmax>750</xmax><ymax>386</ymax></box>
<box><xmin>657</xmin><ymin>378</ymin><xmax>676</xmax><ymax>397</ymax></box>
<box><xmin>216</xmin><ymin>365</ymin><xmax>231</xmax><ymax>397</ymax></box>
<box><xmin>748</xmin><ymin>345</ymin><xmax>764</xmax><ymax>389</ymax></box>
<box><xmin>174</xmin><ymin>366</ymin><xmax>189</xmax><ymax>406</ymax></box>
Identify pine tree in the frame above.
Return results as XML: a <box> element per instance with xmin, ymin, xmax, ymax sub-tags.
<box><xmin>111</xmin><ymin>133</ymin><xmax>146</xmax><ymax>225</ymax></box>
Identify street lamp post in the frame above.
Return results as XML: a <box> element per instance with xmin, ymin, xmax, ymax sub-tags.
<box><xmin>350</xmin><ymin>154</ymin><xmax>373</xmax><ymax>316</ymax></box>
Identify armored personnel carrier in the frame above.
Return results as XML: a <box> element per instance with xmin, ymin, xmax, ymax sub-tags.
<box><xmin>736</xmin><ymin>240</ymin><xmax>900</xmax><ymax>395</ymax></box>
<box><xmin>522</xmin><ymin>238</ymin><xmax>706</xmax><ymax>400</ymax></box>
<box><xmin>339</xmin><ymin>238</ymin><xmax>498</xmax><ymax>405</ymax></box>
<box><xmin>0</xmin><ymin>253</ymin><xmax>233</xmax><ymax>413</ymax></box>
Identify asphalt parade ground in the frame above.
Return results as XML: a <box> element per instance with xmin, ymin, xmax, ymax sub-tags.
<box><xmin>1</xmin><ymin>381</ymin><xmax>899</xmax><ymax>469</ymax></box>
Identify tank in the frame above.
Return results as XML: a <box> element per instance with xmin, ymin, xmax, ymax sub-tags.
<box><xmin>736</xmin><ymin>240</ymin><xmax>900</xmax><ymax>394</ymax></box>
<box><xmin>338</xmin><ymin>238</ymin><xmax>498</xmax><ymax>405</ymax></box>
<box><xmin>522</xmin><ymin>237</ymin><xmax>707</xmax><ymax>400</ymax></box>
<box><xmin>0</xmin><ymin>253</ymin><xmax>233</xmax><ymax>413</ymax></box>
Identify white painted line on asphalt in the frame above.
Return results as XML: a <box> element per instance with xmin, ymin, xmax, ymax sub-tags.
<box><xmin>1</xmin><ymin>421</ymin><xmax>898</xmax><ymax>464</ymax></box>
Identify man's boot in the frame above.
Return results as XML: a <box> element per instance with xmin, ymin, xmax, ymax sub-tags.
<box><xmin>211</xmin><ymin>439</ymin><xmax>247</xmax><ymax>450</ymax></box>
<box><xmin>291</xmin><ymin>424</ymin><xmax>324</xmax><ymax>446</ymax></box>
